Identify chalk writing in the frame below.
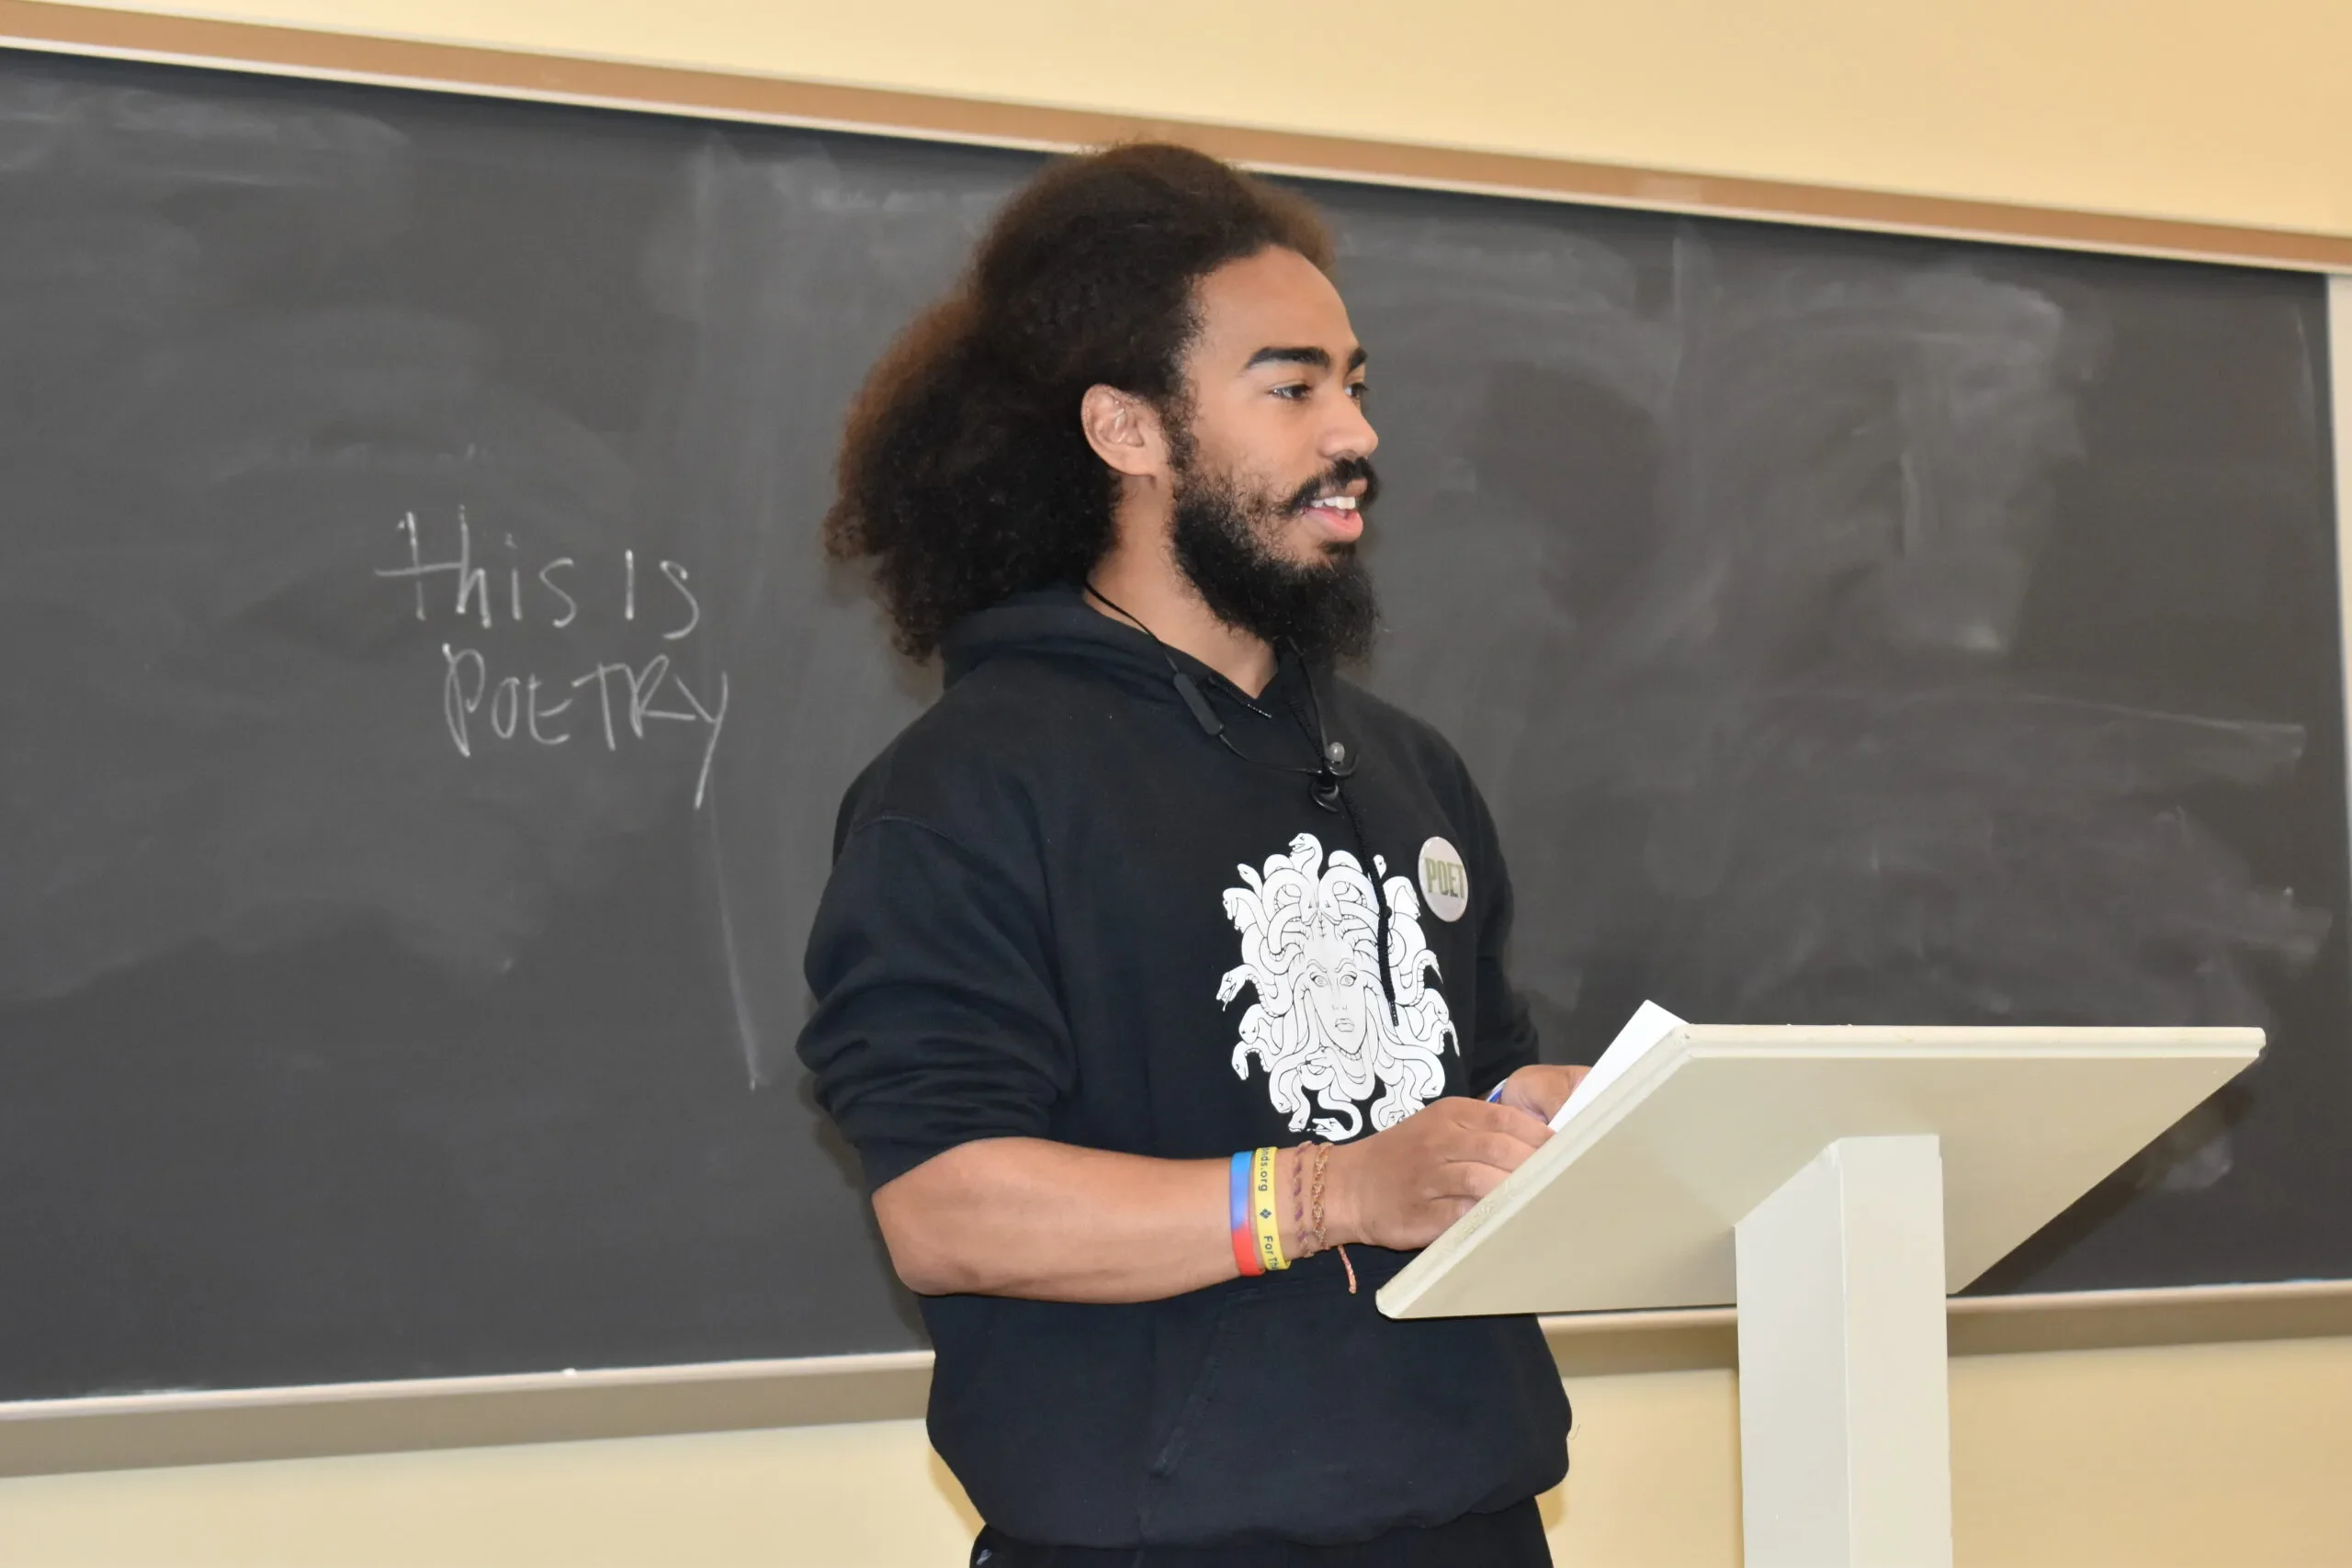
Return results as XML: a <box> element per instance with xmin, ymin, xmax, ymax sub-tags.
<box><xmin>374</xmin><ymin>510</ymin><xmax>702</xmax><ymax>637</ymax></box>
<box><xmin>378</xmin><ymin>511</ymin><xmax>729</xmax><ymax>807</ymax></box>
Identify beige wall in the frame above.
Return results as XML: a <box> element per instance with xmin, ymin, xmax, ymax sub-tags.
<box><xmin>58</xmin><ymin>0</ymin><xmax>2352</xmax><ymax>239</ymax></box>
<box><xmin>4</xmin><ymin>4</ymin><xmax>2348</xmax><ymax>1564</ymax></box>
<box><xmin>5</xmin><ymin>1338</ymin><xmax>2351</xmax><ymax>1565</ymax></box>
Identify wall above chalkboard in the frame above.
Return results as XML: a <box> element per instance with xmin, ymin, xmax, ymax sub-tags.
<box><xmin>0</xmin><ymin>41</ymin><xmax>2342</xmax><ymax>1404</ymax></box>
<box><xmin>4</xmin><ymin>0</ymin><xmax>2351</xmax><ymax>272</ymax></box>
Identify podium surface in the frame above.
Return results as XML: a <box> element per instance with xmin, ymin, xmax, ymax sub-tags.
<box><xmin>1377</xmin><ymin>1023</ymin><xmax>2261</xmax><ymax>1568</ymax></box>
<box><xmin>1381</xmin><ymin>1024</ymin><xmax>2261</xmax><ymax>1320</ymax></box>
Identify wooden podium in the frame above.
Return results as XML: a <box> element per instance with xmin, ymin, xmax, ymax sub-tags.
<box><xmin>1378</xmin><ymin>1024</ymin><xmax>2263</xmax><ymax>1568</ymax></box>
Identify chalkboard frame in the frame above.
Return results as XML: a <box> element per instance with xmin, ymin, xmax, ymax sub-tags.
<box><xmin>6</xmin><ymin>1283</ymin><xmax>2351</xmax><ymax>1478</ymax></box>
<box><xmin>0</xmin><ymin>15</ymin><xmax>2347</xmax><ymax>1464</ymax></box>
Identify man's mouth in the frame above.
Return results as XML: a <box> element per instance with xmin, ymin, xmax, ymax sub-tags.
<box><xmin>1298</xmin><ymin>491</ymin><xmax>1363</xmax><ymax>541</ymax></box>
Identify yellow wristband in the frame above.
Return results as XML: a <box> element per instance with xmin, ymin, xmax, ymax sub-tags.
<box><xmin>1250</xmin><ymin>1146</ymin><xmax>1289</xmax><ymax>1272</ymax></box>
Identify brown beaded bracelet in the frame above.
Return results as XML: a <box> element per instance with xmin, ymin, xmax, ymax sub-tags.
<box><xmin>1307</xmin><ymin>1143</ymin><xmax>1330</xmax><ymax>1254</ymax></box>
<box><xmin>1289</xmin><ymin>1143</ymin><xmax>1308</xmax><ymax>1258</ymax></box>
<box><xmin>1306</xmin><ymin>1143</ymin><xmax>1357</xmax><ymax>1293</ymax></box>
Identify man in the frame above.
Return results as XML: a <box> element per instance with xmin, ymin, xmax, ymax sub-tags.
<box><xmin>798</xmin><ymin>142</ymin><xmax>1582</xmax><ymax>1566</ymax></box>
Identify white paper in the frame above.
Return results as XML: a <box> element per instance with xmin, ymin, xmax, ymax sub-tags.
<box><xmin>1550</xmin><ymin>1000</ymin><xmax>1687</xmax><ymax>1130</ymax></box>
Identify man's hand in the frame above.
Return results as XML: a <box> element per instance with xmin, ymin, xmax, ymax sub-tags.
<box><xmin>1492</xmin><ymin>1063</ymin><xmax>1589</xmax><ymax>1124</ymax></box>
<box><xmin>1322</xmin><ymin>1096</ymin><xmax>1555</xmax><ymax>1252</ymax></box>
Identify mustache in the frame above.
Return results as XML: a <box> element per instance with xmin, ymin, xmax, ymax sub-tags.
<box><xmin>1284</xmin><ymin>456</ymin><xmax>1381</xmax><ymax>515</ymax></box>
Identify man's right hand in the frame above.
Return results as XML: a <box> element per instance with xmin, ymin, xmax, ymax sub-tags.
<box><xmin>1322</xmin><ymin>1097</ymin><xmax>1553</xmax><ymax>1252</ymax></box>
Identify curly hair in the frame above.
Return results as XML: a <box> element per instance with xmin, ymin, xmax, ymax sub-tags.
<box><xmin>823</xmin><ymin>142</ymin><xmax>1335</xmax><ymax>659</ymax></box>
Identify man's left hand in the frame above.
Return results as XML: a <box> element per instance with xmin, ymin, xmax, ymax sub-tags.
<box><xmin>1490</xmin><ymin>1063</ymin><xmax>1589</xmax><ymax>1124</ymax></box>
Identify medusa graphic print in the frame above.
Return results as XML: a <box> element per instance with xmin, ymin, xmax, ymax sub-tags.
<box><xmin>1218</xmin><ymin>832</ymin><xmax>1459</xmax><ymax>1141</ymax></box>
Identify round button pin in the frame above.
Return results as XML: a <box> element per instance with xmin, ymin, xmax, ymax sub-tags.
<box><xmin>1417</xmin><ymin>836</ymin><xmax>1470</xmax><ymax>922</ymax></box>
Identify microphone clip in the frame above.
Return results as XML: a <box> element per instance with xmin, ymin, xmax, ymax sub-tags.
<box><xmin>1308</xmin><ymin>774</ymin><xmax>1341</xmax><ymax>812</ymax></box>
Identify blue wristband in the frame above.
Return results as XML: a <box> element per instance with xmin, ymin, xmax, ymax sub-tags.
<box><xmin>1228</xmin><ymin>1151</ymin><xmax>1252</xmax><ymax>1234</ymax></box>
<box><xmin>1486</xmin><ymin>1082</ymin><xmax>1507</xmax><ymax>1103</ymax></box>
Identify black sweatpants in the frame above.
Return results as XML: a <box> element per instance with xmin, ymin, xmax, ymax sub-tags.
<box><xmin>970</xmin><ymin>1498</ymin><xmax>1553</xmax><ymax>1567</ymax></box>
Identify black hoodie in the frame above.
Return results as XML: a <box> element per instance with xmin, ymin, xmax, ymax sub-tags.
<box><xmin>797</xmin><ymin>586</ymin><xmax>1570</xmax><ymax>1549</ymax></box>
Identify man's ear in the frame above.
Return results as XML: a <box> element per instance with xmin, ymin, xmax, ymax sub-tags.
<box><xmin>1080</xmin><ymin>385</ymin><xmax>1168</xmax><ymax>479</ymax></box>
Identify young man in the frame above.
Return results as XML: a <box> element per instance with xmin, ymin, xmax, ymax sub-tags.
<box><xmin>798</xmin><ymin>143</ymin><xmax>1582</xmax><ymax>1566</ymax></box>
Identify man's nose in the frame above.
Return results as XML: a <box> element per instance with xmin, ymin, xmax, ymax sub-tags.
<box><xmin>1325</xmin><ymin>395</ymin><xmax>1378</xmax><ymax>460</ymax></box>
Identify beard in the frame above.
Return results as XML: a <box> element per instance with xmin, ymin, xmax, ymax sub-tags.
<box><xmin>1167</xmin><ymin>444</ymin><xmax>1382</xmax><ymax>664</ymax></box>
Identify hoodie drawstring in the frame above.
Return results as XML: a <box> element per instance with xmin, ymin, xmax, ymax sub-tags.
<box><xmin>1079</xmin><ymin>585</ymin><xmax>1397</xmax><ymax>1021</ymax></box>
<box><xmin>1332</xmin><ymin>774</ymin><xmax>1400</xmax><ymax>1030</ymax></box>
<box><xmin>1282</xmin><ymin>676</ymin><xmax>1398</xmax><ymax>1031</ymax></box>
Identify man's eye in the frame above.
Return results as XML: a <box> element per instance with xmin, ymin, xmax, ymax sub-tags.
<box><xmin>1272</xmin><ymin>384</ymin><xmax>1310</xmax><ymax>400</ymax></box>
<box><xmin>1347</xmin><ymin>382</ymin><xmax>1370</xmax><ymax>402</ymax></box>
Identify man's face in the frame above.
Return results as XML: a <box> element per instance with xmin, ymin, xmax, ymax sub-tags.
<box><xmin>1162</xmin><ymin>247</ymin><xmax>1383</xmax><ymax>660</ymax></box>
<box><xmin>1301</xmin><ymin>917</ymin><xmax>1374</xmax><ymax>1061</ymax></box>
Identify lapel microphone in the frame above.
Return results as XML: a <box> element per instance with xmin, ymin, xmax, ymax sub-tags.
<box><xmin>1092</xmin><ymin>588</ymin><xmax>1355</xmax><ymax>814</ymax></box>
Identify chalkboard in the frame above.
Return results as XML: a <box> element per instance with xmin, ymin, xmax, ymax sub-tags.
<box><xmin>0</xmin><ymin>48</ymin><xmax>2340</xmax><ymax>1404</ymax></box>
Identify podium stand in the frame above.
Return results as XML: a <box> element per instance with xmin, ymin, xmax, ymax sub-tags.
<box><xmin>1377</xmin><ymin>1024</ymin><xmax>2262</xmax><ymax>1568</ymax></box>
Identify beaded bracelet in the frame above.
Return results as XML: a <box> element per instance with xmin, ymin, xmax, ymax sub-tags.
<box><xmin>1307</xmin><ymin>1143</ymin><xmax>1330</xmax><ymax>1254</ymax></box>
<box><xmin>1307</xmin><ymin>1143</ymin><xmax>1358</xmax><ymax>1294</ymax></box>
<box><xmin>1290</xmin><ymin>1142</ymin><xmax>1308</xmax><ymax>1254</ymax></box>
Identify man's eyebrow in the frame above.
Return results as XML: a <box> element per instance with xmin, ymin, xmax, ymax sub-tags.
<box><xmin>1241</xmin><ymin>344</ymin><xmax>1371</xmax><ymax>372</ymax></box>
